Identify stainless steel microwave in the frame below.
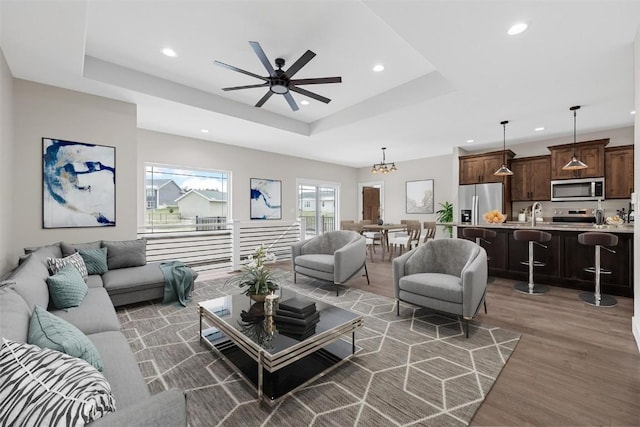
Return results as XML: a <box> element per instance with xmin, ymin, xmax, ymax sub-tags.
<box><xmin>550</xmin><ymin>177</ymin><xmax>605</xmax><ymax>202</ymax></box>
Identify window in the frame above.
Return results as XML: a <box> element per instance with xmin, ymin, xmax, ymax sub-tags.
<box><xmin>144</xmin><ymin>165</ymin><xmax>230</xmax><ymax>233</ymax></box>
<box><xmin>297</xmin><ymin>181</ymin><xmax>339</xmax><ymax>237</ymax></box>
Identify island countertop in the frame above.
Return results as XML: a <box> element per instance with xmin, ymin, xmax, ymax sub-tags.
<box><xmin>453</xmin><ymin>221</ymin><xmax>634</xmax><ymax>234</ymax></box>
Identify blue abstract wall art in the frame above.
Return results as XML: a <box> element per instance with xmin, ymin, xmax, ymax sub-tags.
<box><xmin>42</xmin><ymin>138</ymin><xmax>116</xmax><ymax>228</ymax></box>
<box><xmin>250</xmin><ymin>178</ymin><xmax>281</xmax><ymax>220</ymax></box>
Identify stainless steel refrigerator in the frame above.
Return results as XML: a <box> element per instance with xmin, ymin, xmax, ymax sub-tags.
<box><xmin>458</xmin><ymin>183</ymin><xmax>503</xmax><ymax>225</ymax></box>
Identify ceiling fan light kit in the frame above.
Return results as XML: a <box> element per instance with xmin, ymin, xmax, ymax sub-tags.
<box><xmin>371</xmin><ymin>147</ymin><xmax>397</xmax><ymax>174</ymax></box>
<box><xmin>494</xmin><ymin>120</ymin><xmax>514</xmax><ymax>176</ymax></box>
<box><xmin>214</xmin><ymin>41</ymin><xmax>342</xmax><ymax>111</ymax></box>
<box><xmin>562</xmin><ymin>105</ymin><xmax>588</xmax><ymax>171</ymax></box>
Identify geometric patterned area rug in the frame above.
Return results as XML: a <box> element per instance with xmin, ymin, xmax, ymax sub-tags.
<box><xmin>116</xmin><ymin>271</ymin><xmax>520</xmax><ymax>426</ymax></box>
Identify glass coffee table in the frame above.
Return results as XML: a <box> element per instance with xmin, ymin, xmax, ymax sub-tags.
<box><xmin>198</xmin><ymin>291</ymin><xmax>363</xmax><ymax>405</ymax></box>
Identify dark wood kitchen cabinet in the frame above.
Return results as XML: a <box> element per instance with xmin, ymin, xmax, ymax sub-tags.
<box><xmin>549</xmin><ymin>139</ymin><xmax>608</xmax><ymax>180</ymax></box>
<box><xmin>510</xmin><ymin>156</ymin><xmax>551</xmax><ymax>201</ymax></box>
<box><xmin>459</xmin><ymin>150</ymin><xmax>515</xmax><ymax>184</ymax></box>
<box><xmin>605</xmin><ymin>145</ymin><xmax>634</xmax><ymax>199</ymax></box>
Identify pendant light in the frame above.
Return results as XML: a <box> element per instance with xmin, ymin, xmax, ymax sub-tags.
<box><xmin>371</xmin><ymin>147</ymin><xmax>397</xmax><ymax>174</ymax></box>
<box><xmin>494</xmin><ymin>120</ymin><xmax>514</xmax><ymax>176</ymax></box>
<box><xmin>562</xmin><ymin>105</ymin><xmax>588</xmax><ymax>170</ymax></box>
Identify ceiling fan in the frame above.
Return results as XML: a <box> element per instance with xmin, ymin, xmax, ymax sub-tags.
<box><xmin>214</xmin><ymin>41</ymin><xmax>342</xmax><ymax>111</ymax></box>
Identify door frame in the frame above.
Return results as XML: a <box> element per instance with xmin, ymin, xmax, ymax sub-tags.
<box><xmin>296</xmin><ymin>178</ymin><xmax>341</xmax><ymax>236</ymax></box>
<box><xmin>357</xmin><ymin>181</ymin><xmax>385</xmax><ymax>222</ymax></box>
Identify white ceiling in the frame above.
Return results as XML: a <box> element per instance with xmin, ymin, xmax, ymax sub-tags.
<box><xmin>1</xmin><ymin>0</ymin><xmax>639</xmax><ymax>168</ymax></box>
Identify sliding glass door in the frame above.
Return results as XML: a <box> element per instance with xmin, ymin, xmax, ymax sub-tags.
<box><xmin>297</xmin><ymin>182</ymin><xmax>338</xmax><ymax>237</ymax></box>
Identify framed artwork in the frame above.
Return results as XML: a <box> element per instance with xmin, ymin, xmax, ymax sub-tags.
<box><xmin>250</xmin><ymin>178</ymin><xmax>282</xmax><ymax>220</ymax></box>
<box><xmin>42</xmin><ymin>138</ymin><xmax>116</xmax><ymax>228</ymax></box>
<box><xmin>406</xmin><ymin>179</ymin><xmax>434</xmax><ymax>214</ymax></box>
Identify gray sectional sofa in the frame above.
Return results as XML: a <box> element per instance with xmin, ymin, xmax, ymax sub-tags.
<box><xmin>0</xmin><ymin>240</ymin><xmax>195</xmax><ymax>426</ymax></box>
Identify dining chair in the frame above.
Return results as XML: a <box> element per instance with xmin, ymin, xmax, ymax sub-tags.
<box><xmin>422</xmin><ymin>221</ymin><xmax>436</xmax><ymax>243</ymax></box>
<box><xmin>387</xmin><ymin>221</ymin><xmax>421</xmax><ymax>260</ymax></box>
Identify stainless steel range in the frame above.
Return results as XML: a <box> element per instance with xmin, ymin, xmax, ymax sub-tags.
<box><xmin>552</xmin><ymin>208</ymin><xmax>595</xmax><ymax>223</ymax></box>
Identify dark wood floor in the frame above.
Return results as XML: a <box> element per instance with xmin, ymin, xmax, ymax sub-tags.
<box><xmin>267</xmin><ymin>254</ymin><xmax>640</xmax><ymax>426</ymax></box>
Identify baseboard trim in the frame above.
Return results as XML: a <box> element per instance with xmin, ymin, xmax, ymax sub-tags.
<box><xmin>633</xmin><ymin>316</ymin><xmax>640</xmax><ymax>354</ymax></box>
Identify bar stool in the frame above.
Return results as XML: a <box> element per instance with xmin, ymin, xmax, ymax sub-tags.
<box><xmin>513</xmin><ymin>229</ymin><xmax>551</xmax><ymax>295</ymax></box>
<box><xmin>577</xmin><ymin>232</ymin><xmax>618</xmax><ymax>307</ymax></box>
<box><xmin>462</xmin><ymin>228</ymin><xmax>496</xmax><ymax>260</ymax></box>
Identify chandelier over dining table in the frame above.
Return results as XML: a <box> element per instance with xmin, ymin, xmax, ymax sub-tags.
<box><xmin>371</xmin><ymin>147</ymin><xmax>397</xmax><ymax>174</ymax></box>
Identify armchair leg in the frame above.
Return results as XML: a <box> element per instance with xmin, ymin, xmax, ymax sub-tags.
<box><xmin>465</xmin><ymin>319</ymin><xmax>469</xmax><ymax>338</ymax></box>
<box><xmin>396</xmin><ymin>300</ymin><xmax>400</xmax><ymax>316</ymax></box>
<box><xmin>293</xmin><ymin>272</ymin><xmax>297</xmax><ymax>283</ymax></box>
<box><xmin>363</xmin><ymin>263</ymin><xmax>370</xmax><ymax>285</ymax></box>
<box><xmin>336</xmin><ymin>285</ymin><xmax>339</xmax><ymax>297</ymax></box>
<box><xmin>484</xmin><ymin>298</ymin><xmax>487</xmax><ymax>314</ymax></box>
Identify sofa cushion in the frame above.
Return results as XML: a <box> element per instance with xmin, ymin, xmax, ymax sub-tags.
<box><xmin>87</xmin><ymin>274</ymin><xmax>104</xmax><ymax>289</ymax></box>
<box><xmin>399</xmin><ymin>273</ymin><xmax>463</xmax><ymax>303</ymax></box>
<box><xmin>88</xmin><ymin>331</ymin><xmax>150</xmax><ymax>410</ymax></box>
<box><xmin>0</xmin><ymin>286</ymin><xmax>31</xmax><ymax>342</ymax></box>
<box><xmin>24</xmin><ymin>243</ymin><xmax>62</xmax><ymax>259</ymax></box>
<box><xmin>7</xmin><ymin>253</ymin><xmax>50</xmax><ymax>309</ymax></box>
<box><xmin>102</xmin><ymin>239</ymin><xmax>147</xmax><ymax>270</ymax></box>
<box><xmin>79</xmin><ymin>247</ymin><xmax>109</xmax><ymax>275</ymax></box>
<box><xmin>0</xmin><ymin>338</ymin><xmax>116</xmax><ymax>426</ymax></box>
<box><xmin>294</xmin><ymin>254</ymin><xmax>335</xmax><ymax>274</ymax></box>
<box><xmin>50</xmin><ymin>288</ymin><xmax>121</xmax><ymax>335</ymax></box>
<box><xmin>46</xmin><ymin>263</ymin><xmax>88</xmax><ymax>309</ymax></box>
<box><xmin>61</xmin><ymin>240</ymin><xmax>102</xmax><ymax>257</ymax></box>
<box><xmin>47</xmin><ymin>252</ymin><xmax>89</xmax><ymax>281</ymax></box>
<box><xmin>28</xmin><ymin>305</ymin><xmax>103</xmax><ymax>371</ymax></box>
<box><xmin>101</xmin><ymin>262</ymin><xmax>164</xmax><ymax>295</ymax></box>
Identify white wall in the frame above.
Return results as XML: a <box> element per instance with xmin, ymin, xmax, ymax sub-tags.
<box><xmin>356</xmin><ymin>153</ymin><xmax>457</xmax><ymax>238</ymax></box>
<box><xmin>10</xmin><ymin>80</ymin><xmax>138</xmax><ymax>264</ymax></box>
<box><xmin>0</xmin><ymin>49</ymin><xmax>14</xmax><ymax>272</ymax></box>
<box><xmin>137</xmin><ymin>129</ymin><xmax>358</xmax><ymax>226</ymax></box>
<box><xmin>633</xmin><ymin>28</ymin><xmax>640</xmax><ymax>352</ymax></box>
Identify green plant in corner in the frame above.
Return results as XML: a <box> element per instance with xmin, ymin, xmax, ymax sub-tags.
<box><xmin>225</xmin><ymin>244</ymin><xmax>279</xmax><ymax>297</ymax></box>
<box><xmin>436</xmin><ymin>201</ymin><xmax>454</xmax><ymax>238</ymax></box>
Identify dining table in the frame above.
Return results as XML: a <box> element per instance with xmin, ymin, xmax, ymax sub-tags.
<box><xmin>361</xmin><ymin>223</ymin><xmax>407</xmax><ymax>260</ymax></box>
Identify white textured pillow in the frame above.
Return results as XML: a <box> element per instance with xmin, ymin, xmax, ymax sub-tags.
<box><xmin>0</xmin><ymin>338</ymin><xmax>116</xmax><ymax>426</ymax></box>
<box><xmin>47</xmin><ymin>252</ymin><xmax>88</xmax><ymax>282</ymax></box>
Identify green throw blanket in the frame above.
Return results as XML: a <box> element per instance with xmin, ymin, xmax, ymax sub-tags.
<box><xmin>160</xmin><ymin>261</ymin><xmax>194</xmax><ymax>307</ymax></box>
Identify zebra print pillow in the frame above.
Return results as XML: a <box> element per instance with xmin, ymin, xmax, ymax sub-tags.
<box><xmin>47</xmin><ymin>252</ymin><xmax>89</xmax><ymax>282</ymax></box>
<box><xmin>0</xmin><ymin>338</ymin><xmax>116</xmax><ymax>426</ymax></box>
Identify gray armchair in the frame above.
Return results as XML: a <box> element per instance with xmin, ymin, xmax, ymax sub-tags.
<box><xmin>292</xmin><ymin>230</ymin><xmax>369</xmax><ymax>296</ymax></box>
<box><xmin>392</xmin><ymin>238</ymin><xmax>488</xmax><ymax>337</ymax></box>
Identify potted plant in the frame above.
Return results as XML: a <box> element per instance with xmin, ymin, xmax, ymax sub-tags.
<box><xmin>436</xmin><ymin>201</ymin><xmax>454</xmax><ymax>238</ymax></box>
<box><xmin>225</xmin><ymin>244</ymin><xmax>278</xmax><ymax>300</ymax></box>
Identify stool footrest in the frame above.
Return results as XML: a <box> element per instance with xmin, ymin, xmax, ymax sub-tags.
<box><xmin>520</xmin><ymin>260</ymin><xmax>546</xmax><ymax>267</ymax></box>
<box><xmin>584</xmin><ymin>267</ymin><xmax>612</xmax><ymax>275</ymax></box>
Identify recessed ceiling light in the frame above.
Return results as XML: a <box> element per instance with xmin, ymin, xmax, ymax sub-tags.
<box><xmin>200</xmin><ymin>129</ymin><xmax>209</xmax><ymax>133</ymax></box>
<box><xmin>162</xmin><ymin>47</ymin><xmax>177</xmax><ymax>57</ymax></box>
<box><xmin>466</xmin><ymin>139</ymin><xmax>474</xmax><ymax>144</ymax></box>
<box><xmin>534</xmin><ymin>127</ymin><xmax>545</xmax><ymax>131</ymax></box>
<box><xmin>631</xmin><ymin>110</ymin><xmax>636</xmax><ymax>115</ymax></box>
<box><xmin>372</xmin><ymin>64</ymin><xmax>384</xmax><ymax>72</ymax></box>
<box><xmin>507</xmin><ymin>22</ymin><xmax>528</xmax><ymax>35</ymax></box>
<box><xmin>300</xmin><ymin>100</ymin><xmax>310</xmax><ymax>106</ymax></box>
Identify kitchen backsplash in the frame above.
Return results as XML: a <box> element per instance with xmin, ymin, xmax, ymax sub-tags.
<box><xmin>512</xmin><ymin>199</ymin><xmax>632</xmax><ymax>221</ymax></box>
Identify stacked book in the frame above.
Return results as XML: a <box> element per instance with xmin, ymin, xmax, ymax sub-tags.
<box><xmin>275</xmin><ymin>297</ymin><xmax>319</xmax><ymax>340</ymax></box>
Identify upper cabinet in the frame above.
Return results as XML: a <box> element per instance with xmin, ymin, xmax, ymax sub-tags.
<box><xmin>459</xmin><ymin>150</ymin><xmax>515</xmax><ymax>184</ymax></box>
<box><xmin>605</xmin><ymin>145</ymin><xmax>634</xmax><ymax>199</ymax></box>
<box><xmin>511</xmin><ymin>156</ymin><xmax>551</xmax><ymax>201</ymax></box>
<box><xmin>548</xmin><ymin>139</ymin><xmax>608</xmax><ymax>180</ymax></box>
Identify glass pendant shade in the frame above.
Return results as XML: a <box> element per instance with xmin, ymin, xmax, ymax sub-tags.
<box><xmin>562</xmin><ymin>105</ymin><xmax>588</xmax><ymax>171</ymax></box>
<box><xmin>494</xmin><ymin>120</ymin><xmax>513</xmax><ymax>176</ymax></box>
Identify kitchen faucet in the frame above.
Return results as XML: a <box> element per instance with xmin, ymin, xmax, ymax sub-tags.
<box><xmin>531</xmin><ymin>202</ymin><xmax>542</xmax><ymax>226</ymax></box>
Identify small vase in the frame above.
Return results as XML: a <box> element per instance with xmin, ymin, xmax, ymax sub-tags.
<box><xmin>377</xmin><ymin>218</ymin><xmax>384</xmax><ymax>225</ymax></box>
<box><xmin>249</xmin><ymin>294</ymin><xmax>267</xmax><ymax>302</ymax></box>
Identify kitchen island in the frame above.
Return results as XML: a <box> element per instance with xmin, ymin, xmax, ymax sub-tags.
<box><xmin>456</xmin><ymin>222</ymin><xmax>634</xmax><ymax>297</ymax></box>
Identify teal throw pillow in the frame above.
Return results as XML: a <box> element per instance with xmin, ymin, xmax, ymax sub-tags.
<box><xmin>28</xmin><ymin>306</ymin><xmax>103</xmax><ymax>371</ymax></box>
<box><xmin>79</xmin><ymin>247</ymin><xmax>108</xmax><ymax>275</ymax></box>
<box><xmin>46</xmin><ymin>263</ymin><xmax>88</xmax><ymax>309</ymax></box>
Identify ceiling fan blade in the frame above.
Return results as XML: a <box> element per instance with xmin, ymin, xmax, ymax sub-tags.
<box><xmin>285</xmin><ymin>50</ymin><xmax>316</xmax><ymax>78</ymax></box>
<box><xmin>255</xmin><ymin>90</ymin><xmax>274</xmax><ymax>108</ymax></box>
<box><xmin>289</xmin><ymin>86</ymin><xmax>331</xmax><ymax>104</ymax></box>
<box><xmin>249</xmin><ymin>41</ymin><xmax>276</xmax><ymax>77</ymax></box>
<box><xmin>284</xmin><ymin>92</ymin><xmax>299</xmax><ymax>111</ymax></box>
<box><xmin>289</xmin><ymin>77</ymin><xmax>342</xmax><ymax>85</ymax></box>
<box><xmin>214</xmin><ymin>60</ymin><xmax>268</xmax><ymax>82</ymax></box>
<box><xmin>222</xmin><ymin>83</ymin><xmax>269</xmax><ymax>91</ymax></box>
